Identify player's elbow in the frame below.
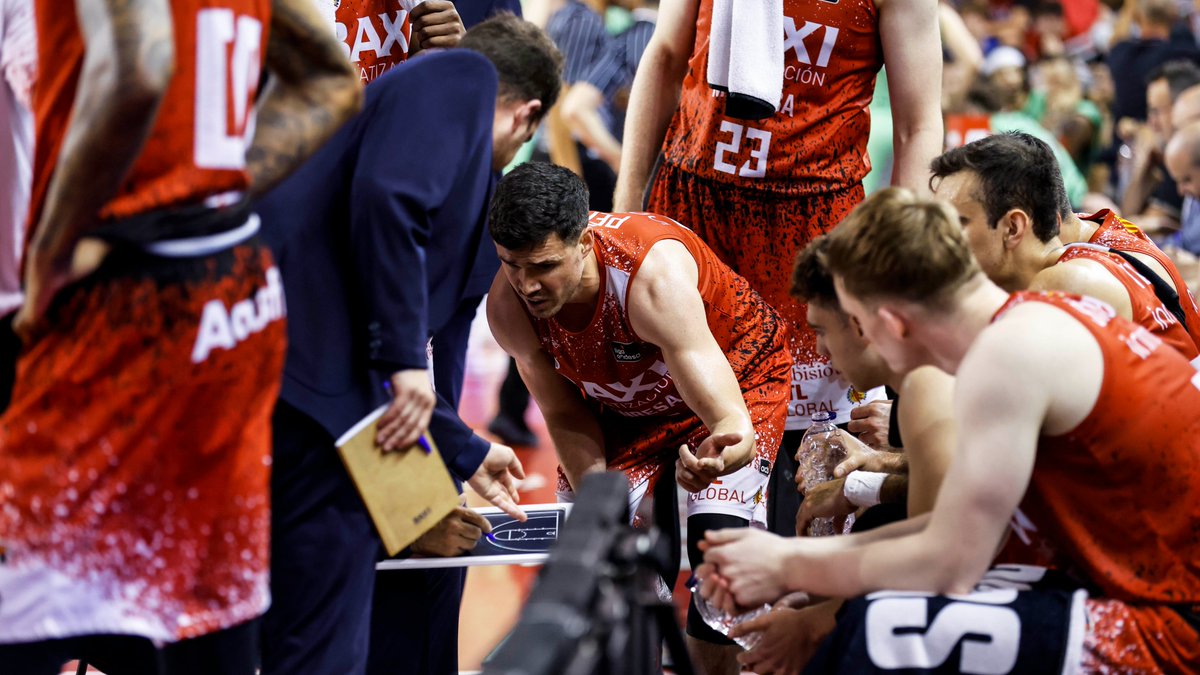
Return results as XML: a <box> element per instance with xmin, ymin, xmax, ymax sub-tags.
<box><xmin>891</xmin><ymin>113</ymin><xmax>943</xmax><ymax>148</ymax></box>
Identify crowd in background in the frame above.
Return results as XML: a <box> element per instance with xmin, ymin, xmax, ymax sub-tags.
<box><xmin>516</xmin><ymin>0</ymin><xmax>1200</xmax><ymax>277</ymax></box>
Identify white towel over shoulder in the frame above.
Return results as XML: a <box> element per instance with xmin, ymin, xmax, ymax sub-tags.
<box><xmin>706</xmin><ymin>0</ymin><xmax>784</xmax><ymax>120</ymax></box>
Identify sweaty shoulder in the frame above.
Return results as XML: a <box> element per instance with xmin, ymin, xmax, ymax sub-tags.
<box><xmin>971</xmin><ymin>300</ymin><xmax>1104</xmax><ymax>434</ymax></box>
<box><xmin>626</xmin><ymin>238</ymin><xmax>701</xmax><ymax>340</ymax></box>
<box><xmin>636</xmin><ymin>238</ymin><xmax>697</xmax><ymax>281</ymax></box>
<box><xmin>1032</xmin><ymin>257</ymin><xmax>1132</xmax><ymax>317</ymax></box>
<box><xmin>899</xmin><ymin>366</ymin><xmax>953</xmax><ymax>407</ymax></box>
<box><xmin>897</xmin><ymin>365</ymin><xmax>954</xmax><ymax>441</ymax></box>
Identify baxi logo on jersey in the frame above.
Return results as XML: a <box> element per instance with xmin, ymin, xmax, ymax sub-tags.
<box><xmin>582</xmin><ymin>360</ymin><xmax>670</xmax><ymax>404</ymax></box>
<box><xmin>783</xmin><ymin>19</ymin><xmax>839</xmax><ymax>85</ymax></box>
<box><xmin>336</xmin><ymin>10</ymin><xmax>410</xmax><ymax>81</ymax></box>
<box><xmin>580</xmin><ymin>360</ymin><xmax>688</xmax><ymax>416</ymax></box>
<box><xmin>192</xmin><ymin>267</ymin><xmax>286</xmax><ymax>364</ymax></box>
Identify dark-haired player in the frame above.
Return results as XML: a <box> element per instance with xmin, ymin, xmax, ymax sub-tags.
<box><xmin>487</xmin><ymin>162</ymin><xmax>791</xmax><ymax>669</ymax></box>
<box><xmin>702</xmin><ymin>188</ymin><xmax>1200</xmax><ymax>673</ymax></box>
<box><xmin>933</xmin><ymin>131</ymin><xmax>1200</xmax><ymax>363</ymax></box>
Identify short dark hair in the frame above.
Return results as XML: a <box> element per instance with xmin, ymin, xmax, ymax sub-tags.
<box><xmin>791</xmin><ymin>236</ymin><xmax>840</xmax><ymax>308</ymax></box>
<box><xmin>823</xmin><ymin>189</ymin><xmax>980</xmax><ymax>308</ymax></box>
<box><xmin>1146</xmin><ymin>59</ymin><xmax>1200</xmax><ymax>98</ymax></box>
<box><xmin>490</xmin><ymin>163</ymin><xmax>590</xmax><ymax>250</ymax></box>
<box><xmin>459</xmin><ymin>15</ymin><xmax>564</xmax><ymax>122</ymax></box>
<box><xmin>929</xmin><ymin>131</ymin><xmax>1067</xmax><ymax>243</ymax></box>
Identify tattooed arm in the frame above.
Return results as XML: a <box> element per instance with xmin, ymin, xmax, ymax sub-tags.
<box><xmin>246</xmin><ymin>0</ymin><xmax>363</xmax><ymax>197</ymax></box>
<box><xmin>17</xmin><ymin>0</ymin><xmax>175</xmax><ymax>333</ymax></box>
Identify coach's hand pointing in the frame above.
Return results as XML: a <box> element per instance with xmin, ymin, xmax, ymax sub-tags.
<box><xmin>468</xmin><ymin>443</ymin><xmax>528</xmax><ymax>522</ymax></box>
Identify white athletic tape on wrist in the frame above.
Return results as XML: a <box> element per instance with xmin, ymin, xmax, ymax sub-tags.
<box><xmin>843</xmin><ymin>470</ymin><xmax>887</xmax><ymax>508</ymax></box>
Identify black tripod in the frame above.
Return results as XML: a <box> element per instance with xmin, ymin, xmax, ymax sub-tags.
<box><xmin>484</xmin><ymin>472</ymin><xmax>697</xmax><ymax>675</ymax></box>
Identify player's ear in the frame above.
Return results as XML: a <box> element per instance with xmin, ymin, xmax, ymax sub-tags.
<box><xmin>1001</xmin><ymin>209</ymin><xmax>1030</xmax><ymax>250</ymax></box>
<box><xmin>518</xmin><ymin>99</ymin><xmax>543</xmax><ymax>130</ymax></box>
<box><xmin>877</xmin><ymin>305</ymin><xmax>908</xmax><ymax>341</ymax></box>
<box><xmin>577</xmin><ymin>227</ymin><xmax>593</xmax><ymax>252</ymax></box>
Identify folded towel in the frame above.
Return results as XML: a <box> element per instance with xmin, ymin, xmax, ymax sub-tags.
<box><xmin>707</xmin><ymin>0</ymin><xmax>784</xmax><ymax>121</ymax></box>
<box><xmin>706</xmin><ymin>0</ymin><xmax>734</xmax><ymax>92</ymax></box>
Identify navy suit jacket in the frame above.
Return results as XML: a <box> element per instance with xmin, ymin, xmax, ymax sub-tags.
<box><xmin>256</xmin><ymin>50</ymin><xmax>497</xmax><ymax>480</ymax></box>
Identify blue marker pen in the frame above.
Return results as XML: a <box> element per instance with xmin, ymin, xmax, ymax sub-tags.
<box><xmin>382</xmin><ymin>379</ymin><xmax>432</xmax><ymax>454</ymax></box>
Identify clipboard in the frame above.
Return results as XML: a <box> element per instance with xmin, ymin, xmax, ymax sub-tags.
<box><xmin>375</xmin><ymin>504</ymin><xmax>572</xmax><ymax>570</ymax></box>
<box><xmin>336</xmin><ymin>404</ymin><xmax>460</xmax><ymax>556</ymax></box>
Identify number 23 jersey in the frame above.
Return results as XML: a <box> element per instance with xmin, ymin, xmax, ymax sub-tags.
<box><xmin>29</xmin><ymin>0</ymin><xmax>268</xmax><ymax>231</ymax></box>
<box><xmin>662</xmin><ymin>0</ymin><xmax>882</xmax><ymax>194</ymax></box>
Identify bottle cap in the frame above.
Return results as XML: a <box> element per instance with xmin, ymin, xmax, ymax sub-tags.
<box><xmin>809</xmin><ymin>411</ymin><xmax>836</xmax><ymax>424</ymax></box>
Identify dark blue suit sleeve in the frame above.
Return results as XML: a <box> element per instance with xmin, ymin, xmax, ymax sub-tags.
<box><xmin>430</xmin><ymin>395</ymin><xmax>491</xmax><ymax>482</ymax></box>
<box><xmin>347</xmin><ymin>56</ymin><xmax>494</xmax><ymax>371</ymax></box>
<box><xmin>429</xmin><ymin>295</ymin><xmax>492</xmax><ymax>481</ymax></box>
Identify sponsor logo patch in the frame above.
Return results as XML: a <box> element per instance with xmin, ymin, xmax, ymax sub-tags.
<box><xmin>757</xmin><ymin>458</ymin><xmax>772</xmax><ymax>477</ymax></box>
<box><xmin>611</xmin><ymin>341</ymin><xmax>643</xmax><ymax>363</ymax></box>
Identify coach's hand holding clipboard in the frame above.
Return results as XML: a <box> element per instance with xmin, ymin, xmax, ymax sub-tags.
<box><xmin>336</xmin><ymin>401</ymin><xmax>458</xmax><ymax>557</ymax></box>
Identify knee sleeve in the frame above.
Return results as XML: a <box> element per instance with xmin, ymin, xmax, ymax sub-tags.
<box><xmin>685</xmin><ymin>512</ymin><xmax>747</xmax><ymax>644</ymax></box>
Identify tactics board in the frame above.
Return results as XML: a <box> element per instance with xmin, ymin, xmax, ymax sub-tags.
<box><xmin>376</xmin><ymin>504</ymin><xmax>571</xmax><ymax>570</ymax></box>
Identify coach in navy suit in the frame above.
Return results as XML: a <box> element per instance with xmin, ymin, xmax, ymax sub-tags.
<box><xmin>254</xmin><ymin>18</ymin><xmax>562</xmax><ymax>675</ymax></box>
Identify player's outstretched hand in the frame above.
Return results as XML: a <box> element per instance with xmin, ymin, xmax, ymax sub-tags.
<box><xmin>676</xmin><ymin>432</ymin><xmax>741</xmax><ymax>492</ymax></box>
<box><xmin>795</xmin><ymin>477</ymin><xmax>853</xmax><ymax>536</ymax></box>
<box><xmin>731</xmin><ymin>601</ymin><xmax>839</xmax><ymax>675</ymax></box>
<box><xmin>847</xmin><ymin>399</ymin><xmax>893</xmax><ymax>450</ymax></box>
<box><xmin>412</xmin><ymin>505</ymin><xmax>492</xmax><ymax>557</ymax></box>
<box><xmin>468</xmin><ymin>443</ymin><xmax>528</xmax><ymax>522</ymax></box>
<box><xmin>377</xmin><ymin>369</ymin><xmax>436</xmax><ymax>452</ymax></box>
<box><xmin>702</xmin><ymin>528</ymin><xmax>789</xmax><ymax>610</ymax></box>
<box><xmin>410</xmin><ymin>0</ymin><xmax>465</xmax><ymax>52</ymax></box>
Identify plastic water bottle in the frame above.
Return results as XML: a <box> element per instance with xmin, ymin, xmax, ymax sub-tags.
<box><xmin>796</xmin><ymin>411</ymin><xmax>847</xmax><ymax>537</ymax></box>
<box><xmin>687</xmin><ymin>577</ymin><xmax>770</xmax><ymax>650</ymax></box>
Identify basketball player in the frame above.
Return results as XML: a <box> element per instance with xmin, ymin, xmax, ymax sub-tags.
<box><xmin>486</xmin><ymin>162</ymin><xmax>791</xmax><ymax>666</ymax></box>
<box><xmin>701</xmin><ymin>188</ymin><xmax>1200</xmax><ymax>673</ymax></box>
<box><xmin>729</xmin><ymin>234</ymin><xmax>957</xmax><ymax>675</ymax></box>
<box><xmin>615</xmin><ymin>10</ymin><xmax>941</xmax><ymax>665</ymax></box>
<box><xmin>0</xmin><ymin>1</ymin><xmax>361</xmax><ymax>673</ymax></box>
<box><xmin>932</xmin><ymin>131</ymin><xmax>1200</xmax><ymax>362</ymax></box>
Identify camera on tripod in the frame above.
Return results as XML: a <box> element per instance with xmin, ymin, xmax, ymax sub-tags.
<box><xmin>483</xmin><ymin>472</ymin><xmax>696</xmax><ymax>675</ymax></box>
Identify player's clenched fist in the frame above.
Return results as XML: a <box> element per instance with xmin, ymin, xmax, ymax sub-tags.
<box><xmin>409</xmin><ymin>0</ymin><xmax>465</xmax><ymax>52</ymax></box>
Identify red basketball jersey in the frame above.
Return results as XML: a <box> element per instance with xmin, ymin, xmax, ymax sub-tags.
<box><xmin>333</xmin><ymin>0</ymin><xmax>413</xmax><ymax>84</ymax></box>
<box><xmin>995</xmin><ymin>292</ymin><xmax>1200</xmax><ymax>608</ymax></box>
<box><xmin>528</xmin><ymin>212</ymin><xmax>788</xmax><ymax>418</ymax></box>
<box><xmin>1084</xmin><ymin>209</ymin><xmax>1200</xmax><ymax>355</ymax></box>
<box><xmin>29</xmin><ymin>0</ymin><xmax>269</xmax><ymax>230</ymax></box>
<box><xmin>661</xmin><ymin>0</ymin><xmax>881</xmax><ymax>194</ymax></box>
<box><xmin>1057</xmin><ymin>243</ymin><xmax>1200</xmax><ymax>362</ymax></box>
